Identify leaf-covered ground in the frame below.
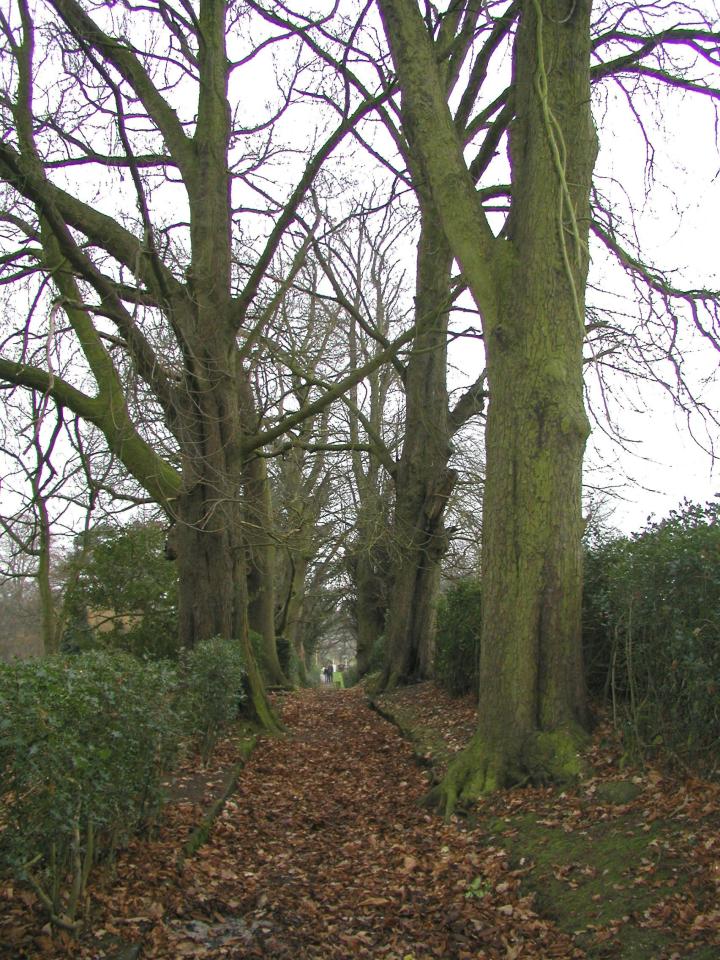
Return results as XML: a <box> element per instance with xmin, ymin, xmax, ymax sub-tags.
<box><xmin>2</xmin><ymin>685</ymin><xmax>719</xmax><ymax>959</ymax></box>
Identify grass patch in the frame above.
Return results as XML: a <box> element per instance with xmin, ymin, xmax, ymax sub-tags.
<box><xmin>481</xmin><ymin>807</ymin><xmax>710</xmax><ymax>959</ymax></box>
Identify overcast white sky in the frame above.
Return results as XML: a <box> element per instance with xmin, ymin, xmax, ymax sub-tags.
<box><xmin>586</xmin><ymin>80</ymin><xmax>719</xmax><ymax>533</ymax></box>
<box><xmin>0</xmin><ymin>0</ymin><xmax>717</xmax><ymax>546</ymax></box>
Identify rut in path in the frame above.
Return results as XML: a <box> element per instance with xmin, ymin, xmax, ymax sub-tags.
<box><xmin>136</xmin><ymin>687</ymin><xmax>579</xmax><ymax>959</ymax></box>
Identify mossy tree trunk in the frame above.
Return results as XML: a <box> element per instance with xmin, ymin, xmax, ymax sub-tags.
<box><xmin>379</xmin><ymin>0</ymin><xmax>597</xmax><ymax>804</ymax></box>
<box><xmin>167</xmin><ymin>0</ymin><xmax>279</xmax><ymax>730</ymax></box>
<box><xmin>381</xmin><ymin>205</ymin><xmax>455</xmax><ymax>688</ymax></box>
<box><xmin>280</xmin><ymin>552</ymin><xmax>310</xmax><ymax>683</ymax></box>
<box><xmin>352</xmin><ymin>535</ymin><xmax>389</xmax><ymax>677</ymax></box>
<box><xmin>243</xmin><ymin>452</ymin><xmax>289</xmax><ymax>687</ymax></box>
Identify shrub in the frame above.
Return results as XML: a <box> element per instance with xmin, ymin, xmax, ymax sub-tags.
<box><xmin>179</xmin><ymin>637</ymin><xmax>247</xmax><ymax>762</ymax></box>
<box><xmin>583</xmin><ymin>499</ymin><xmax>720</xmax><ymax>775</ymax></box>
<box><xmin>368</xmin><ymin>634</ymin><xmax>386</xmax><ymax>673</ymax></box>
<box><xmin>62</xmin><ymin>522</ymin><xmax>178</xmax><ymax>660</ymax></box>
<box><xmin>0</xmin><ymin>651</ymin><xmax>181</xmax><ymax>926</ymax></box>
<box><xmin>0</xmin><ymin>639</ymin><xmax>250</xmax><ymax>927</ymax></box>
<box><xmin>341</xmin><ymin>664</ymin><xmax>359</xmax><ymax>687</ymax></box>
<box><xmin>434</xmin><ymin>579</ymin><xmax>482</xmax><ymax>697</ymax></box>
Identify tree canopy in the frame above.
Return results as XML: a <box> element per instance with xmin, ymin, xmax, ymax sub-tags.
<box><xmin>0</xmin><ymin>0</ymin><xmax>718</xmax><ymax>795</ymax></box>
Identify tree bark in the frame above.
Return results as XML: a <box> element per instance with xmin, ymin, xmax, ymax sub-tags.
<box><xmin>244</xmin><ymin>453</ymin><xmax>289</xmax><ymax>687</ymax></box>
<box><xmin>352</xmin><ymin>542</ymin><xmax>388</xmax><ymax>677</ymax></box>
<box><xmin>440</xmin><ymin>0</ymin><xmax>596</xmax><ymax>807</ymax></box>
<box><xmin>282</xmin><ymin>553</ymin><xmax>310</xmax><ymax>684</ymax></box>
<box><xmin>381</xmin><ymin>202</ymin><xmax>455</xmax><ymax>688</ymax></box>
<box><xmin>378</xmin><ymin>0</ymin><xmax>597</xmax><ymax>805</ymax></box>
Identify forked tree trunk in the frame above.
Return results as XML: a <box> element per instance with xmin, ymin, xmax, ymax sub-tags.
<box><xmin>432</xmin><ymin>0</ymin><xmax>597</xmax><ymax>809</ymax></box>
<box><xmin>377</xmin><ymin>0</ymin><xmax>597</xmax><ymax>808</ymax></box>
<box><xmin>172</xmin><ymin>0</ymin><xmax>281</xmax><ymax>730</ymax></box>
<box><xmin>381</xmin><ymin>205</ymin><xmax>454</xmax><ymax>688</ymax></box>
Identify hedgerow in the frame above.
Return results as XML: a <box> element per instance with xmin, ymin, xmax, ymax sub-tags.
<box><xmin>583</xmin><ymin>500</ymin><xmax>720</xmax><ymax>775</ymax></box>
<box><xmin>179</xmin><ymin>637</ymin><xmax>247</xmax><ymax>762</ymax></box>
<box><xmin>434</xmin><ymin>579</ymin><xmax>482</xmax><ymax>697</ymax></box>
<box><xmin>0</xmin><ymin>639</ymin><xmax>247</xmax><ymax>927</ymax></box>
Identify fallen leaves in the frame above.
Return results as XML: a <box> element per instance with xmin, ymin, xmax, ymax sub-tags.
<box><xmin>1</xmin><ymin>685</ymin><xmax>719</xmax><ymax>958</ymax></box>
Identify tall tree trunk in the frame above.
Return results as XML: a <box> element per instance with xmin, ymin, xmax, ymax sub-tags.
<box><xmin>171</xmin><ymin>342</ymin><xmax>280</xmax><ymax>731</ymax></box>
<box><xmin>283</xmin><ymin>553</ymin><xmax>310</xmax><ymax>684</ymax></box>
<box><xmin>244</xmin><ymin>453</ymin><xmax>288</xmax><ymax>687</ymax></box>
<box><xmin>377</xmin><ymin>0</ymin><xmax>597</xmax><ymax>805</ymax></box>
<box><xmin>434</xmin><ymin>0</ymin><xmax>597</xmax><ymax>808</ymax></box>
<box><xmin>173</xmin><ymin>487</ymin><xmax>236</xmax><ymax>646</ymax></box>
<box><xmin>381</xmin><ymin>206</ymin><xmax>455</xmax><ymax>688</ymax></box>
<box><xmin>353</xmin><ymin>546</ymin><xmax>388</xmax><ymax>677</ymax></box>
<box><xmin>172</xmin><ymin>0</ymin><xmax>279</xmax><ymax>730</ymax></box>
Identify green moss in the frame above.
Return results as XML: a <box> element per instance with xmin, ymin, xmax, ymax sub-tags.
<box><xmin>425</xmin><ymin>733</ymin><xmax>505</xmax><ymax>819</ymax></box>
<box><xmin>480</xmin><ymin>809</ymin><xmax>697</xmax><ymax>959</ymax></box>
<box><xmin>593</xmin><ymin>779</ymin><xmax>643</xmax><ymax>805</ymax></box>
<box><xmin>363</xmin><ymin>671</ymin><xmax>384</xmax><ymax>697</ymax></box>
<box><xmin>521</xmin><ymin>728</ymin><xmax>588</xmax><ymax>785</ymax></box>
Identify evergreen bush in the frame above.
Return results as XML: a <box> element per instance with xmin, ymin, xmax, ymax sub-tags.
<box><xmin>0</xmin><ymin>640</ymin><xmax>248</xmax><ymax>926</ymax></box>
<box><xmin>583</xmin><ymin>500</ymin><xmax>720</xmax><ymax>775</ymax></box>
<box><xmin>0</xmin><ymin>651</ymin><xmax>181</xmax><ymax>926</ymax></box>
<box><xmin>179</xmin><ymin>637</ymin><xmax>247</xmax><ymax>762</ymax></box>
<box><xmin>434</xmin><ymin>579</ymin><xmax>482</xmax><ymax>697</ymax></box>
<box><xmin>368</xmin><ymin>634</ymin><xmax>386</xmax><ymax>674</ymax></box>
<box><xmin>62</xmin><ymin>522</ymin><xmax>178</xmax><ymax>660</ymax></box>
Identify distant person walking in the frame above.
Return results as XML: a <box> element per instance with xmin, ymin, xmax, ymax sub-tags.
<box><xmin>323</xmin><ymin>663</ymin><xmax>334</xmax><ymax>685</ymax></box>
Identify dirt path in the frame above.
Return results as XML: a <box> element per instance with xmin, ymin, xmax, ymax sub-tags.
<box><xmin>7</xmin><ymin>687</ymin><xmax>717</xmax><ymax>959</ymax></box>
<box><xmin>104</xmin><ymin>688</ymin><xmax>579</xmax><ymax>959</ymax></box>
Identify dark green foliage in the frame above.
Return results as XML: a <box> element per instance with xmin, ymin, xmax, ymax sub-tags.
<box><xmin>0</xmin><ymin>651</ymin><xmax>181</xmax><ymax>925</ymax></box>
<box><xmin>434</xmin><ymin>580</ymin><xmax>482</xmax><ymax>697</ymax></box>
<box><xmin>342</xmin><ymin>664</ymin><xmax>360</xmax><ymax>687</ymax></box>
<box><xmin>344</xmin><ymin>636</ymin><xmax>385</xmax><ymax>688</ymax></box>
<box><xmin>179</xmin><ymin>637</ymin><xmax>247</xmax><ymax>763</ymax></box>
<box><xmin>368</xmin><ymin>634</ymin><xmax>387</xmax><ymax>674</ymax></box>
<box><xmin>62</xmin><ymin>522</ymin><xmax>178</xmax><ymax>660</ymax></box>
<box><xmin>0</xmin><ymin>641</ymin><xmax>248</xmax><ymax>925</ymax></box>
<box><xmin>583</xmin><ymin>500</ymin><xmax>720</xmax><ymax>775</ymax></box>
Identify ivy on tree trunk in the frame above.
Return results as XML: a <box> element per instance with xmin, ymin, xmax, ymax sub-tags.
<box><xmin>378</xmin><ymin>0</ymin><xmax>597</xmax><ymax>806</ymax></box>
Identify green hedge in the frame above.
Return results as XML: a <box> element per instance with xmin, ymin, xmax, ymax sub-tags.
<box><xmin>583</xmin><ymin>500</ymin><xmax>720</xmax><ymax>774</ymax></box>
<box><xmin>434</xmin><ymin>579</ymin><xmax>482</xmax><ymax>697</ymax></box>
<box><xmin>0</xmin><ymin>639</ymin><xmax>247</xmax><ymax>927</ymax></box>
<box><xmin>179</xmin><ymin>637</ymin><xmax>247</xmax><ymax>762</ymax></box>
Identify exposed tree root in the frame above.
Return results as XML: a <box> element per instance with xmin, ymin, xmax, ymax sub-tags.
<box><xmin>426</xmin><ymin>726</ymin><xmax>588</xmax><ymax>820</ymax></box>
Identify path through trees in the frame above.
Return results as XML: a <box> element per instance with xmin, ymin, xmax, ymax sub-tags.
<box><xmin>165</xmin><ymin>690</ymin><xmax>581</xmax><ymax>958</ymax></box>
<box><xmin>0</xmin><ymin>689</ymin><xmax>578</xmax><ymax>958</ymax></box>
<box><xmin>2</xmin><ymin>686</ymin><xmax>720</xmax><ymax>958</ymax></box>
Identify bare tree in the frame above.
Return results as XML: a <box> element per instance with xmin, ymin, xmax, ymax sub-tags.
<box><xmin>372</xmin><ymin>0</ymin><xmax>718</xmax><ymax>809</ymax></box>
<box><xmin>0</xmin><ymin>0</ymin><xmax>409</xmax><ymax>727</ymax></box>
